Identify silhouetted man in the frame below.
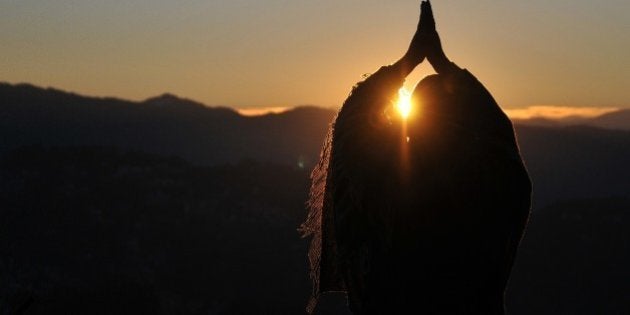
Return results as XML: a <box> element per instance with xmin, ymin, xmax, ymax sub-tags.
<box><xmin>301</xmin><ymin>1</ymin><xmax>531</xmax><ymax>314</ymax></box>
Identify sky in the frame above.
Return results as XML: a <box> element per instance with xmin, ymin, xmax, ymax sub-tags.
<box><xmin>2</xmin><ymin>0</ymin><xmax>629</xmax><ymax>114</ymax></box>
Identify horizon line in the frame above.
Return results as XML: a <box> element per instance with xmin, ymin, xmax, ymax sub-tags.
<box><xmin>1</xmin><ymin>81</ymin><xmax>625</xmax><ymax>120</ymax></box>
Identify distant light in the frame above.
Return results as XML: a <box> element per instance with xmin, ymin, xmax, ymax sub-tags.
<box><xmin>396</xmin><ymin>87</ymin><xmax>412</xmax><ymax>120</ymax></box>
<box><xmin>297</xmin><ymin>156</ymin><xmax>306</xmax><ymax>169</ymax></box>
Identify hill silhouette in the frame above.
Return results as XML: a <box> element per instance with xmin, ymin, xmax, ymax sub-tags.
<box><xmin>510</xmin><ymin>108</ymin><xmax>630</xmax><ymax>131</ymax></box>
<box><xmin>0</xmin><ymin>146</ymin><xmax>627</xmax><ymax>314</ymax></box>
<box><xmin>515</xmin><ymin>124</ymin><xmax>630</xmax><ymax>206</ymax></box>
<box><xmin>1</xmin><ymin>82</ymin><xmax>628</xmax><ymax>208</ymax></box>
<box><xmin>589</xmin><ymin>109</ymin><xmax>630</xmax><ymax>130</ymax></box>
<box><xmin>1</xmin><ymin>82</ymin><xmax>629</xmax><ymax>314</ymax></box>
<box><xmin>508</xmin><ymin>197</ymin><xmax>630</xmax><ymax>314</ymax></box>
<box><xmin>0</xmin><ymin>82</ymin><xmax>335</xmax><ymax>167</ymax></box>
<box><xmin>0</xmin><ymin>147</ymin><xmax>313</xmax><ymax>314</ymax></box>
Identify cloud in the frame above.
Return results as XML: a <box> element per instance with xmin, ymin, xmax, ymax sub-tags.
<box><xmin>503</xmin><ymin>106</ymin><xmax>619</xmax><ymax>120</ymax></box>
<box><xmin>236</xmin><ymin>105</ymin><xmax>623</xmax><ymax>121</ymax></box>
<box><xmin>235</xmin><ymin>106</ymin><xmax>291</xmax><ymax>116</ymax></box>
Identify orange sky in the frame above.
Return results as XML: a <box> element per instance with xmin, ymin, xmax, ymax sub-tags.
<box><xmin>1</xmin><ymin>1</ymin><xmax>629</xmax><ymax>110</ymax></box>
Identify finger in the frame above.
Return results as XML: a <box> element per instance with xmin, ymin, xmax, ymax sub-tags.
<box><xmin>417</xmin><ymin>1</ymin><xmax>424</xmax><ymax>30</ymax></box>
<box><xmin>419</xmin><ymin>1</ymin><xmax>436</xmax><ymax>33</ymax></box>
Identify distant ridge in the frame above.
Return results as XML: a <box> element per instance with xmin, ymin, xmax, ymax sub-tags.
<box><xmin>589</xmin><ymin>109</ymin><xmax>630</xmax><ymax>130</ymax></box>
<box><xmin>0</xmin><ymin>81</ymin><xmax>336</xmax><ymax>166</ymax></box>
<box><xmin>143</xmin><ymin>93</ymin><xmax>210</xmax><ymax>109</ymax></box>
<box><xmin>1</xmin><ymin>81</ymin><xmax>629</xmax><ymax>207</ymax></box>
<box><xmin>3</xmin><ymin>81</ymin><xmax>627</xmax><ymax>128</ymax></box>
<box><xmin>511</xmin><ymin>108</ymin><xmax>630</xmax><ymax>131</ymax></box>
<box><xmin>1</xmin><ymin>83</ymin><xmax>627</xmax><ymax>315</ymax></box>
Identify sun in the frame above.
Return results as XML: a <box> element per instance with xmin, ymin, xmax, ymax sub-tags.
<box><xmin>396</xmin><ymin>87</ymin><xmax>412</xmax><ymax>119</ymax></box>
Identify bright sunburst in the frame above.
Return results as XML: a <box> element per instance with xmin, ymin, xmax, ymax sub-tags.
<box><xmin>396</xmin><ymin>87</ymin><xmax>412</xmax><ymax>119</ymax></box>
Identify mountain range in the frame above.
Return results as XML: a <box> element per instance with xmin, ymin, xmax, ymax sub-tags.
<box><xmin>1</xmin><ymin>81</ymin><xmax>629</xmax><ymax>314</ymax></box>
<box><xmin>2</xmin><ymin>81</ymin><xmax>629</xmax><ymax>208</ymax></box>
<box><xmin>0</xmin><ymin>82</ymin><xmax>333</xmax><ymax>167</ymax></box>
<box><xmin>511</xmin><ymin>109</ymin><xmax>630</xmax><ymax>130</ymax></box>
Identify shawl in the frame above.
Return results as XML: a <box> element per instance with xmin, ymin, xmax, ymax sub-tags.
<box><xmin>300</xmin><ymin>64</ymin><xmax>531</xmax><ymax>314</ymax></box>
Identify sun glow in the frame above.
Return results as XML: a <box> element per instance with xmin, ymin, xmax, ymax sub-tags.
<box><xmin>396</xmin><ymin>87</ymin><xmax>412</xmax><ymax>119</ymax></box>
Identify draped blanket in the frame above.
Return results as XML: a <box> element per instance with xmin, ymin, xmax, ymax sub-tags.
<box><xmin>300</xmin><ymin>64</ymin><xmax>531</xmax><ymax>314</ymax></box>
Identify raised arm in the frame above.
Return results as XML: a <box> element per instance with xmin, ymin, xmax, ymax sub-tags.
<box><xmin>391</xmin><ymin>0</ymin><xmax>433</xmax><ymax>78</ymax></box>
